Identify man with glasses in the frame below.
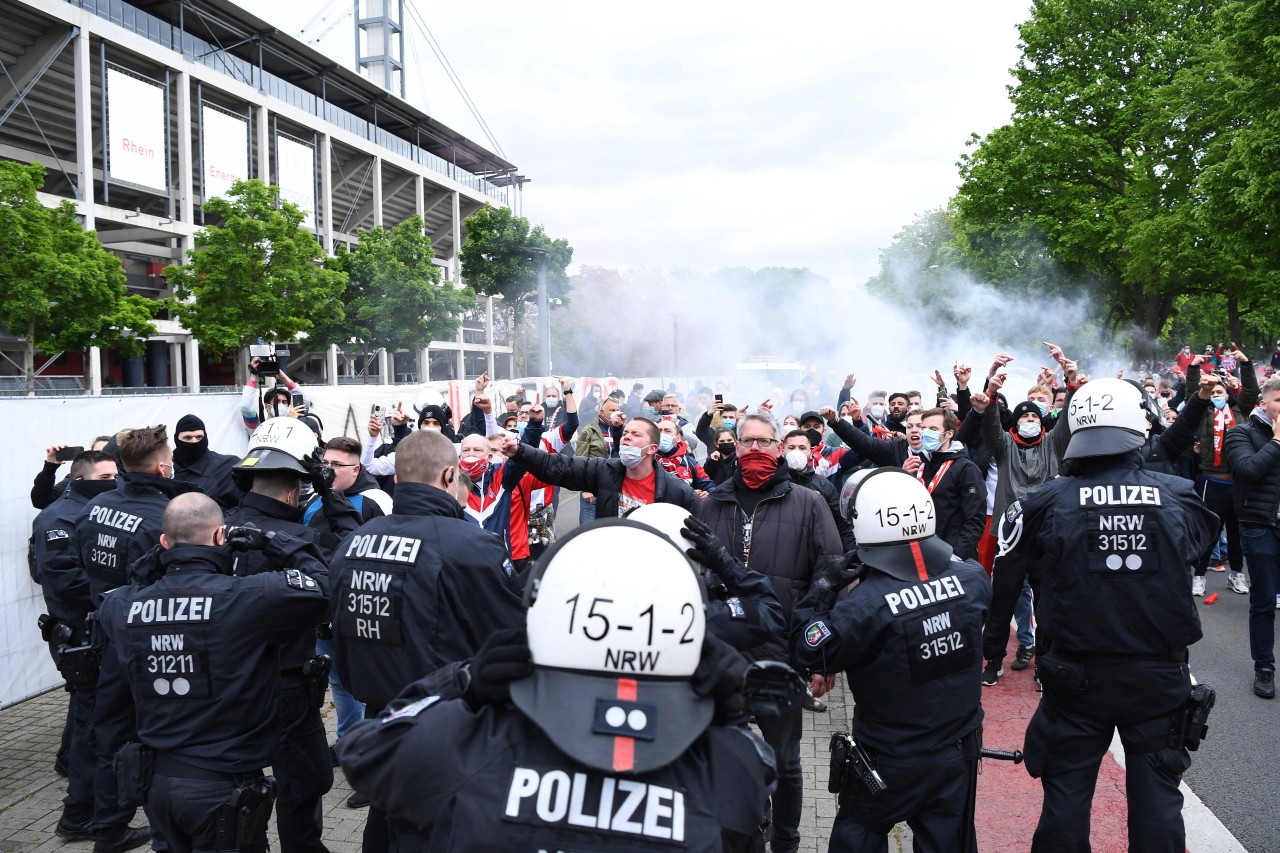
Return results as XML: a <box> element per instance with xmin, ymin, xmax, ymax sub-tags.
<box><xmin>700</xmin><ymin>413</ymin><xmax>843</xmax><ymax>853</ymax></box>
<box><xmin>498</xmin><ymin>416</ymin><xmax>699</xmax><ymax>519</ymax></box>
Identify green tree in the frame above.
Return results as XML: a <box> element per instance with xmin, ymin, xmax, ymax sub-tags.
<box><xmin>311</xmin><ymin>216</ymin><xmax>476</xmax><ymax>379</ymax></box>
<box><xmin>458</xmin><ymin>204</ymin><xmax>572</xmax><ymax>374</ymax></box>
<box><xmin>163</xmin><ymin>180</ymin><xmax>346</xmax><ymax>368</ymax></box>
<box><xmin>0</xmin><ymin>161</ymin><xmax>160</xmax><ymax>393</ymax></box>
<box><xmin>955</xmin><ymin>0</ymin><xmax>1225</xmax><ymax>359</ymax></box>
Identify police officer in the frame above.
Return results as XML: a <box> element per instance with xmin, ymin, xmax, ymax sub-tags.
<box><xmin>328</xmin><ymin>428</ymin><xmax>525</xmax><ymax>850</ymax></box>
<box><xmin>97</xmin><ymin>493</ymin><xmax>328</xmax><ymax>853</ymax></box>
<box><xmin>224</xmin><ymin>418</ymin><xmax>354</xmax><ymax>853</ymax></box>
<box><xmin>336</xmin><ymin>520</ymin><xmax>777</xmax><ymax>852</ymax></box>
<box><xmin>32</xmin><ymin>450</ymin><xmax>120</xmax><ymax>840</ymax></box>
<box><xmin>626</xmin><ymin>502</ymin><xmax>785</xmax><ymax>652</ymax></box>
<box><xmin>77</xmin><ymin>425</ymin><xmax>200</xmax><ymax>853</ymax></box>
<box><xmin>792</xmin><ymin>469</ymin><xmax>991</xmax><ymax>852</ymax></box>
<box><xmin>998</xmin><ymin>378</ymin><xmax>1219</xmax><ymax>851</ymax></box>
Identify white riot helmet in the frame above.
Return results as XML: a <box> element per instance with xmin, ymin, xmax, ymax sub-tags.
<box><xmin>844</xmin><ymin>468</ymin><xmax>953</xmax><ymax>581</ymax></box>
<box><xmin>1064</xmin><ymin>378</ymin><xmax>1149</xmax><ymax>460</ymax></box>
<box><xmin>624</xmin><ymin>502</ymin><xmax>697</xmax><ymax>552</ymax></box>
<box><xmin>510</xmin><ymin>519</ymin><xmax>711</xmax><ymax>775</ymax></box>
<box><xmin>232</xmin><ymin>417</ymin><xmax>318</xmax><ymax>488</ymax></box>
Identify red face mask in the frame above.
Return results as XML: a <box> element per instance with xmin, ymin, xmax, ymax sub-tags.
<box><xmin>737</xmin><ymin>450</ymin><xmax>779</xmax><ymax>490</ymax></box>
<box><xmin>459</xmin><ymin>454</ymin><xmax>488</xmax><ymax>479</ymax></box>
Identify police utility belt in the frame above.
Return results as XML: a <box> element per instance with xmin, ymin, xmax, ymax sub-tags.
<box><xmin>282</xmin><ymin>654</ymin><xmax>331</xmax><ymax>713</ymax></box>
<box><xmin>38</xmin><ymin>614</ymin><xmax>99</xmax><ymax>691</ymax></box>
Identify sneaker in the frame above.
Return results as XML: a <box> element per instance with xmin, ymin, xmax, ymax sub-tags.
<box><xmin>981</xmin><ymin>660</ymin><xmax>1003</xmax><ymax>686</ymax></box>
<box><xmin>1254</xmin><ymin>667</ymin><xmax>1275</xmax><ymax>699</ymax></box>
<box><xmin>93</xmin><ymin>826</ymin><xmax>151</xmax><ymax>853</ymax></box>
<box><xmin>1192</xmin><ymin>576</ymin><xmax>1206</xmax><ymax>597</ymax></box>
<box><xmin>1209</xmin><ymin>562</ymin><xmax>1226</xmax><ymax>572</ymax></box>
<box><xmin>346</xmin><ymin>791</ymin><xmax>371</xmax><ymax>809</ymax></box>
<box><xmin>1011</xmin><ymin>645</ymin><xmax>1034</xmax><ymax>671</ymax></box>
<box><xmin>802</xmin><ymin>689</ymin><xmax>827</xmax><ymax>713</ymax></box>
<box><xmin>1228</xmin><ymin>572</ymin><xmax>1250</xmax><ymax>594</ymax></box>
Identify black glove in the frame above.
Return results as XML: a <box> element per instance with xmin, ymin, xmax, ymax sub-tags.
<box><xmin>814</xmin><ymin>552</ymin><xmax>866</xmax><ymax>592</ymax></box>
<box><xmin>303</xmin><ymin>449</ymin><xmax>336</xmax><ymax>496</ymax></box>
<box><xmin>225</xmin><ymin>524</ymin><xmax>267</xmax><ymax>552</ymax></box>
<box><xmin>128</xmin><ymin>543</ymin><xmax>166</xmax><ymax>585</ymax></box>
<box><xmin>691</xmin><ymin>634</ymin><xmax>749</xmax><ymax>725</ymax></box>
<box><xmin>463</xmin><ymin>628</ymin><xmax>532</xmax><ymax>708</ymax></box>
<box><xmin>681</xmin><ymin>516</ymin><xmax>737</xmax><ymax>579</ymax></box>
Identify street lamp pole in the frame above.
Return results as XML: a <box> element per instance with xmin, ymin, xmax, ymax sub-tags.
<box><xmin>524</xmin><ymin>246</ymin><xmax>551</xmax><ymax>376</ymax></box>
<box><xmin>672</xmin><ymin>314</ymin><xmax>680</xmax><ymax>374</ymax></box>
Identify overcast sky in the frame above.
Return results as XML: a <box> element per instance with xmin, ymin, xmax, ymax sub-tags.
<box><xmin>263</xmin><ymin>2</ymin><xmax>1030</xmax><ymax>284</ymax></box>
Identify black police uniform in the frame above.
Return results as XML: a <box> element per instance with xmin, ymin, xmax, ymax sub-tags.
<box><xmin>77</xmin><ymin>472</ymin><xmax>199</xmax><ymax>840</ymax></box>
<box><xmin>1003</xmin><ymin>453</ymin><xmax>1218</xmax><ymax>851</ymax></box>
<box><xmin>97</xmin><ymin>544</ymin><xmax>328</xmax><ymax>853</ymax></box>
<box><xmin>33</xmin><ymin>480</ymin><xmax>119</xmax><ymax>828</ymax></box>
<box><xmin>335</xmin><ymin>668</ymin><xmax>776</xmax><ymax>852</ymax></box>
<box><xmin>792</xmin><ymin>551</ymin><xmax>990</xmax><ymax>852</ymax></box>
<box><xmin>224</xmin><ymin>492</ymin><xmax>339</xmax><ymax>853</ymax></box>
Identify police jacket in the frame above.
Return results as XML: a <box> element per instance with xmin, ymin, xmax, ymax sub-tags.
<box><xmin>701</xmin><ymin>467</ymin><xmax>843</xmax><ymax>662</ymax></box>
<box><xmin>97</xmin><ymin>544</ymin><xmax>327</xmax><ymax>773</ymax></box>
<box><xmin>33</xmin><ymin>481</ymin><xmax>116</xmax><ymax>633</ymax></box>
<box><xmin>224</xmin><ymin>493</ymin><xmax>332</xmax><ymax>669</ymax></box>
<box><xmin>792</xmin><ymin>554</ymin><xmax>990</xmax><ymax>756</ymax></box>
<box><xmin>510</xmin><ymin>444</ymin><xmax>700</xmax><ymax>520</ymax></box>
<box><xmin>335</xmin><ymin>671</ymin><xmax>775</xmax><ymax>852</ymax></box>
<box><xmin>76</xmin><ymin>473</ymin><xmax>201</xmax><ymax>599</ymax></box>
<box><xmin>330</xmin><ymin>482</ymin><xmax>526</xmax><ymax>712</ymax></box>
<box><xmin>174</xmin><ymin>448</ymin><xmax>243</xmax><ymax>510</ymax></box>
<box><xmin>788</xmin><ymin>468</ymin><xmax>856</xmax><ymax>552</ymax></box>
<box><xmin>1224</xmin><ymin>412</ymin><xmax>1280</xmax><ymax>527</ymax></box>
<box><xmin>704</xmin><ymin>556</ymin><xmax>787</xmax><ymax>652</ymax></box>
<box><xmin>1003</xmin><ymin>453</ymin><xmax>1219</xmax><ymax>657</ymax></box>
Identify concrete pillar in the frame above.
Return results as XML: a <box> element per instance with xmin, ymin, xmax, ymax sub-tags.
<box><xmin>255</xmin><ymin>104</ymin><xmax>270</xmax><ymax>182</ymax></box>
<box><xmin>451</xmin><ymin>191</ymin><xmax>462</xmax><ymax>281</ymax></box>
<box><xmin>371</xmin><ymin>156</ymin><xmax>383</xmax><ymax>228</ymax></box>
<box><xmin>327</xmin><ymin>344</ymin><xmax>339</xmax><ymax>386</ymax></box>
<box><xmin>378</xmin><ymin>348</ymin><xmax>390</xmax><ymax>385</ymax></box>
<box><xmin>414</xmin><ymin>176</ymin><xmax>424</xmax><ymax>227</ymax></box>
<box><xmin>168</xmin><ymin>342</ymin><xmax>183</xmax><ymax>387</ymax></box>
<box><xmin>73</xmin><ymin>26</ymin><xmax>95</xmax><ymax>226</ymax></box>
<box><xmin>175</xmin><ymin>71</ymin><xmax>193</xmax><ymax>226</ymax></box>
<box><xmin>486</xmin><ymin>295</ymin><xmax>495</xmax><ymax>378</ymax></box>
<box><xmin>88</xmin><ymin>346</ymin><xmax>102</xmax><ymax>396</ymax></box>
<box><xmin>185</xmin><ymin>339</ymin><xmax>200</xmax><ymax>393</ymax></box>
<box><xmin>418</xmin><ymin>347</ymin><xmax>429</xmax><ymax>383</ymax></box>
<box><xmin>319</xmin><ymin>133</ymin><xmax>333</xmax><ymax>251</ymax></box>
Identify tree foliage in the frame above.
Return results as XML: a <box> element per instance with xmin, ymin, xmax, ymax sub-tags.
<box><xmin>0</xmin><ymin>161</ymin><xmax>160</xmax><ymax>391</ymax></box>
<box><xmin>163</xmin><ymin>179</ymin><xmax>346</xmax><ymax>355</ymax></box>
<box><xmin>311</xmin><ymin>217</ymin><xmax>476</xmax><ymax>357</ymax></box>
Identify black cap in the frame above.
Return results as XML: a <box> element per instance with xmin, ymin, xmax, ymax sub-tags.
<box><xmin>643</xmin><ymin>390</ymin><xmax>664</xmax><ymax>404</ymax></box>
<box><xmin>1009</xmin><ymin>400</ymin><xmax>1044</xmax><ymax>426</ymax></box>
<box><xmin>799</xmin><ymin>410</ymin><xmax>823</xmax><ymax>426</ymax></box>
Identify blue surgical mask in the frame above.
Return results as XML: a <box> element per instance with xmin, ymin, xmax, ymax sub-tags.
<box><xmin>920</xmin><ymin>428</ymin><xmax>944</xmax><ymax>453</ymax></box>
<box><xmin>1211</xmin><ymin>396</ymin><xmax>1228</xmax><ymax>410</ymax></box>
<box><xmin>645</xmin><ymin>406</ymin><xmax>660</xmax><ymax>418</ymax></box>
<box><xmin>1034</xmin><ymin>401</ymin><xmax>1048</xmax><ymax>417</ymax></box>
<box><xmin>658</xmin><ymin>434</ymin><xmax>676</xmax><ymax>452</ymax></box>
<box><xmin>722</xmin><ymin>418</ymin><xmax>736</xmax><ymax>431</ymax></box>
<box><xmin>515</xmin><ymin>421</ymin><xmax>527</xmax><ymax>435</ymax></box>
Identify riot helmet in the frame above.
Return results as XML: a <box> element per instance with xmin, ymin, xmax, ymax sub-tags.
<box><xmin>1063</xmin><ymin>378</ymin><xmax>1150</xmax><ymax>460</ymax></box>
<box><xmin>843</xmin><ymin>468</ymin><xmax>953</xmax><ymax>582</ymax></box>
<box><xmin>232</xmin><ymin>417</ymin><xmax>318</xmax><ymax>489</ymax></box>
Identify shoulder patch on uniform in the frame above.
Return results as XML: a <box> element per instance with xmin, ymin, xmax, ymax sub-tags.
<box><xmin>804</xmin><ymin>620</ymin><xmax>832</xmax><ymax>648</ymax></box>
<box><xmin>726</xmin><ymin>596</ymin><xmax>746</xmax><ymax>620</ymax></box>
<box><xmin>45</xmin><ymin>528</ymin><xmax>70</xmax><ymax>541</ymax></box>
<box><xmin>1004</xmin><ymin>500</ymin><xmax>1023</xmax><ymax>526</ymax></box>
<box><xmin>381</xmin><ymin>695</ymin><xmax>439</xmax><ymax>723</ymax></box>
<box><xmin>285</xmin><ymin>569</ymin><xmax>318</xmax><ymax>591</ymax></box>
<box><xmin>997</xmin><ymin>500</ymin><xmax>1025</xmax><ymax>559</ymax></box>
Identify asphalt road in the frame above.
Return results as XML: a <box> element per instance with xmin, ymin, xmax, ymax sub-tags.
<box><xmin>1182</xmin><ymin>568</ymin><xmax>1280</xmax><ymax>852</ymax></box>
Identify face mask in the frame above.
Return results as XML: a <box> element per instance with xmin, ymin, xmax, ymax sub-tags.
<box><xmin>784</xmin><ymin>449</ymin><xmax>809</xmax><ymax>472</ymax></box>
<box><xmin>1183</xmin><ymin>348</ymin><xmax>1191</xmax><ymax>354</ymax></box>
<box><xmin>1211</xmin><ymin>396</ymin><xmax>1228</xmax><ymax>410</ymax></box>
<box><xmin>1017</xmin><ymin>421</ymin><xmax>1043</xmax><ymax>440</ymax></box>
<box><xmin>1034</xmin><ymin>401</ymin><xmax>1048</xmax><ymax>417</ymax></box>
<box><xmin>619</xmin><ymin>445</ymin><xmax>647</xmax><ymax>469</ymax></box>
<box><xmin>421</xmin><ymin>424</ymin><xmax>441</xmax><ymax>432</ymax></box>
<box><xmin>544</xmin><ymin>396</ymin><xmax>560</xmax><ymax>409</ymax></box>
<box><xmin>790</xmin><ymin>402</ymin><xmax>805</xmax><ymax>415</ymax></box>
<box><xmin>459</xmin><ymin>454</ymin><xmax>488</xmax><ymax>478</ymax></box>
<box><xmin>515</xmin><ymin>421</ymin><xmax>527</xmax><ymax>435</ymax></box>
<box><xmin>645</xmin><ymin>406</ymin><xmax>660</xmax><ymax>419</ymax></box>
<box><xmin>868</xmin><ymin>403</ymin><xmax>887</xmax><ymax>420</ymax></box>
<box><xmin>737</xmin><ymin>450</ymin><xmax>779</xmax><ymax>489</ymax></box>
<box><xmin>722</xmin><ymin>418</ymin><xmax>736</xmax><ymax>431</ymax></box>
<box><xmin>717</xmin><ymin>442</ymin><xmax>736</xmax><ymax>456</ymax></box>
<box><xmin>172</xmin><ymin>436</ymin><xmax>208</xmax><ymax>467</ymax></box>
<box><xmin>803</xmin><ymin>429</ymin><xmax>823</xmax><ymax>448</ymax></box>
<box><xmin>274</xmin><ymin>403</ymin><xmax>291</xmax><ymax>418</ymax></box>
<box><xmin>70</xmin><ymin>479</ymin><xmax>119</xmax><ymax>499</ymax></box>
<box><xmin>841</xmin><ymin>415</ymin><xmax>854</xmax><ymax>424</ymax></box>
<box><xmin>658</xmin><ymin>434</ymin><xmax>677</xmax><ymax>452</ymax></box>
<box><xmin>920</xmin><ymin>428</ymin><xmax>944</xmax><ymax>453</ymax></box>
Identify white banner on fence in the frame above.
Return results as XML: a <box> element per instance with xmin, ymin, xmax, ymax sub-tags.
<box><xmin>201</xmin><ymin>105</ymin><xmax>249</xmax><ymax>203</ymax></box>
<box><xmin>276</xmin><ymin>134</ymin><xmax>316</xmax><ymax>229</ymax></box>
<box><xmin>106</xmin><ymin>68</ymin><xmax>167</xmax><ymax>192</ymax></box>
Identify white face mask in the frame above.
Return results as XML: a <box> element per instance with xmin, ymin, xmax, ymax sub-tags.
<box><xmin>618</xmin><ymin>445</ymin><xmax>646</xmax><ymax>469</ymax></box>
<box><xmin>1017</xmin><ymin>421</ymin><xmax>1043</xmax><ymax>439</ymax></box>
<box><xmin>868</xmin><ymin>403</ymin><xmax>887</xmax><ymax>420</ymax></box>
<box><xmin>784</xmin><ymin>449</ymin><xmax>810</xmax><ymax>472</ymax></box>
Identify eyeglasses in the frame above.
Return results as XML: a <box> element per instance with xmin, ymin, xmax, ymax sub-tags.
<box><xmin>322</xmin><ymin>461</ymin><xmax>359</xmax><ymax>469</ymax></box>
<box><xmin>739</xmin><ymin>437</ymin><xmax>779</xmax><ymax>449</ymax></box>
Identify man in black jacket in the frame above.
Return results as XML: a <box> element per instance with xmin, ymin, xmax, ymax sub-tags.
<box><xmin>781</xmin><ymin>429</ymin><xmax>855</xmax><ymax>552</ymax></box>
<box><xmin>498</xmin><ymin>416</ymin><xmax>699</xmax><ymax>518</ymax></box>
<box><xmin>171</xmin><ymin>414</ymin><xmax>242</xmax><ymax>510</ymax></box>
<box><xmin>1224</xmin><ymin>375</ymin><xmax>1280</xmax><ymax>698</ymax></box>
<box><xmin>699</xmin><ymin>413</ymin><xmax>842</xmax><ymax>853</ymax></box>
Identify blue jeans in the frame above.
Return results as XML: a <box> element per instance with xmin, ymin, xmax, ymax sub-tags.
<box><xmin>316</xmin><ymin>636</ymin><xmax>364</xmax><ymax>738</ymax></box>
<box><xmin>1015</xmin><ymin>578</ymin><xmax>1035</xmax><ymax>649</ymax></box>
<box><xmin>578</xmin><ymin>492</ymin><xmax>596</xmax><ymax>525</ymax></box>
<box><xmin>1241</xmin><ymin>524</ymin><xmax>1280</xmax><ymax>668</ymax></box>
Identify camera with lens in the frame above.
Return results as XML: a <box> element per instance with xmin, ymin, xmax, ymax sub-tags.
<box><xmin>249</xmin><ymin>343</ymin><xmax>289</xmax><ymax>378</ymax></box>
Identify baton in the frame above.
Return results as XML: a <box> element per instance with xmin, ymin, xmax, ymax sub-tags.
<box><xmin>980</xmin><ymin>748</ymin><xmax>1024</xmax><ymax>763</ymax></box>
